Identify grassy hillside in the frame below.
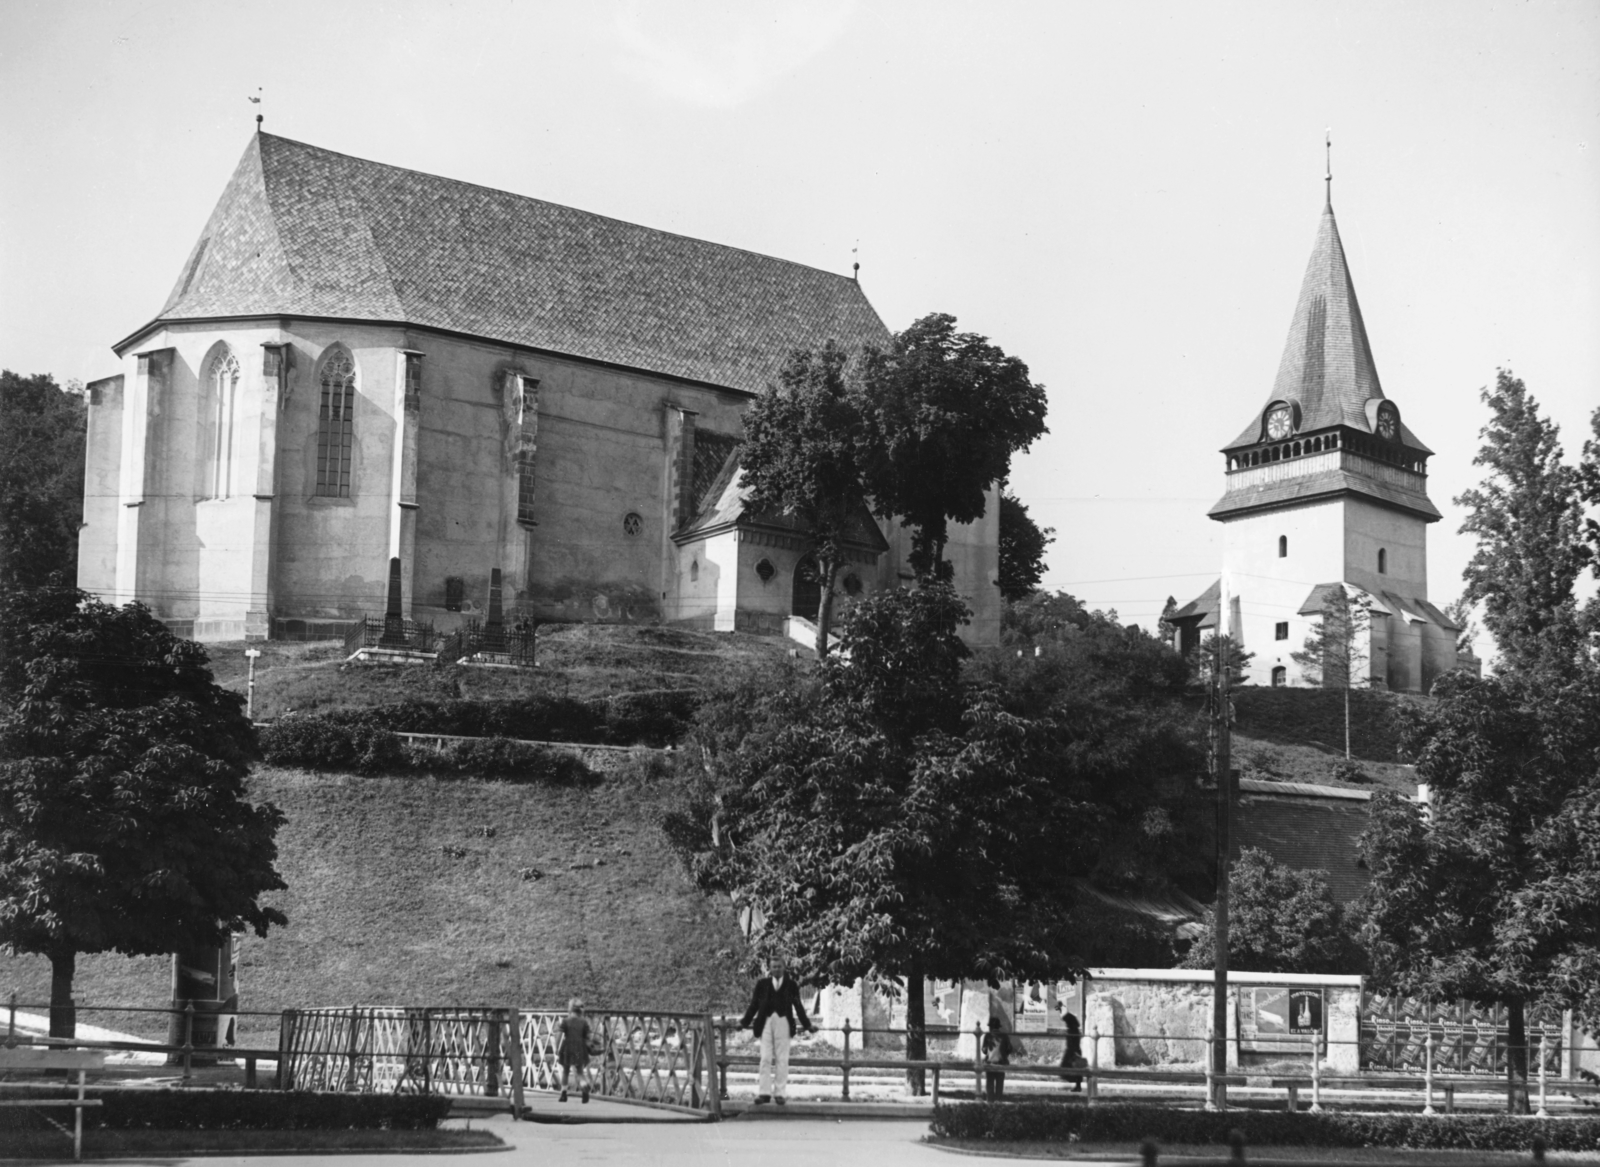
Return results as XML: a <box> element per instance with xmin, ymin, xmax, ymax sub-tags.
<box><xmin>0</xmin><ymin>758</ymin><xmax>749</xmax><ymax>1042</ymax></box>
<box><xmin>206</xmin><ymin>624</ymin><xmax>799</xmax><ymax>721</ymax></box>
<box><xmin>1231</xmin><ymin>685</ymin><xmax>1426</xmax><ymax>795</ymax></box>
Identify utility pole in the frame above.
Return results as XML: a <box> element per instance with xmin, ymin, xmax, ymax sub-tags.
<box><xmin>244</xmin><ymin>649</ymin><xmax>261</xmax><ymax>721</ymax></box>
<box><xmin>1209</xmin><ymin>626</ymin><xmax>1234</xmax><ymax>1110</ymax></box>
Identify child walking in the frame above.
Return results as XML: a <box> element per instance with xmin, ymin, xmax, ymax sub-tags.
<box><xmin>556</xmin><ymin>998</ymin><xmax>593</xmax><ymax>1103</ymax></box>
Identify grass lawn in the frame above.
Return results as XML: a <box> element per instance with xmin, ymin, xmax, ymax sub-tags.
<box><xmin>0</xmin><ymin>1126</ymin><xmax>503</xmax><ymax>1159</ymax></box>
<box><xmin>204</xmin><ymin>625</ymin><xmax>800</xmax><ymax>720</ymax></box>
<box><xmin>928</xmin><ymin>1138</ymin><xmax>1600</xmax><ymax>1163</ymax></box>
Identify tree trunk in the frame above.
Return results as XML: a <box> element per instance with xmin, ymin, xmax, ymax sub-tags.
<box><xmin>1506</xmin><ymin>997</ymin><xmax>1530</xmax><ymax>1114</ymax></box>
<box><xmin>48</xmin><ymin>948</ymin><xmax>76</xmax><ymax>1040</ymax></box>
<box><xmin>905</xmin><ymin>968</ymin><xmax>927</xmax><ymax>1096</ymax></box>
<box><xmin>815</xmin><ymin>559</ymin><xmax>839</xmax><ymax>658</ymax></box>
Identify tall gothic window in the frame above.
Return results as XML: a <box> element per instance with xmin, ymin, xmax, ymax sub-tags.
<box><xmin>201</xmin><ymin>348</ymin><xmax>240</xmax><ymax>500</ymax></box>
<box><xmin>315</xmin><ymin>348</ymin><xmax>356</xmax><ymax>497</ymax></box>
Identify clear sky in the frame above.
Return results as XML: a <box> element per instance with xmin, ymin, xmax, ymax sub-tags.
<box><xmin>2</xmin><ymin>0</ymin><xmax>1596</xmax><ymax>642</ymax></box>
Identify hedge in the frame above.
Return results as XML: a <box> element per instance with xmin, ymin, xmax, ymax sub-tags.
<box><xmin>928</xmin><ymin>1102</ymin><xmax>1600</xmax><ymax>1152</ymax></box>
<box><xmin>0</xmin><ymin>1089</ymin><xmax>450</xmax><ymax>1130</ymax></box>
<box><xmin>259</xmin><ymin>718</ymin><xmax>597</xmax><ymax>784</ymax></box>
<box><xmin>265</xmin><ymin>690</ymin><xmax>696</xmax><ymax>749</ymax></box>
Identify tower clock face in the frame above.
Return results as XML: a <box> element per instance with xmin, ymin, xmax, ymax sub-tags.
<box><xmin>1266</xmin><ymin>407</ymin><xmax>1292</xmax><ymax>440</ymax></box>
<box><xmin>1377</xmin><ymin>406</ymin><xmax>1398</xmax><ymax>440</ymax></box>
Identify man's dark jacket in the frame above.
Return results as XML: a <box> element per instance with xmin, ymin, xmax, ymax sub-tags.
<box><xmin>739</xmin><ymin>976</ymin><xmax>813</xmax><ymax>1038</ymax></box>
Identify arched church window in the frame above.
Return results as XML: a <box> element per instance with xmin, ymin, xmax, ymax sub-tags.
<box><xmin>1377</xmin><ymin>548</ymin><xmax>1387</xmax><ymax>574</ymax></box>
<box><xmin>842</xmin><ymin>573</ymin><xmax>863</xmax><ymax>596</ymax></box>
<box><xmin>200</xmin><ymin>347</ymin><xmax>240</xmax><ymax>500</ymax></box>
<box><xmin>315</xmin><ymin>348</ymin><xmax>357</xmax><ymax>498</ymax></box>
<box><xmin>1271</xmin><ymin>666</ymin><xmax>1287</xmax><ymax>688</ymax></box>
<box><xmin>1278</xmin><ymin>535</ymin><xmax>1287</xmax><ymax>558</ymax></box>
<box><xmin>689</xmin><ymin>558</ymin><xmax>699</xmax><ymax>583</ymax></box>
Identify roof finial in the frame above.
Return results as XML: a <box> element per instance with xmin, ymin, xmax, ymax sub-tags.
<box><xmin>852</xmin><ymin>240</ymin><xmax>859</xmax><ymax>282</ymax></box>
<box><xmin>1324</xmin><ymin>127</ymin><xmax>1332</xmax><ymax>209</ymax></box>
<box><xmin>249</xmin><ymin>87</ymin><xmax>263</xmax><ymax>131</ymax></box>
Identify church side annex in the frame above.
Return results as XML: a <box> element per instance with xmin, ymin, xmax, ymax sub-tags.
<box><xmin>78</xmin><ymin>132</ymin><xmax>1001</xmax><ymax>645</ymax></box>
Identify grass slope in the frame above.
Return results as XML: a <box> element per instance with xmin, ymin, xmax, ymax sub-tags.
<box><xmin>206</xmin><ymin>624</ymin><xmax>799</xmax><ymax>720</ymax></box>
<box><xmin>1230</xmin><ymin>686</ymin><xmax>1425</xmax><ymax>795</ymax></box>
<box><xmin>0</xmin><ymin>761</ymin><xmax>748</xmax><ymax>1040</ymax></box>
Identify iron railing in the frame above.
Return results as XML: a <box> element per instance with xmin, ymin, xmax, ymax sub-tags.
<box><xmin>343</xmin><ymin>615</ymin><xmax>437</xmax><ymax>656</ymax></box>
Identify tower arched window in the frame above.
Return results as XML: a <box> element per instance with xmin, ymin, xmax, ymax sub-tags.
<box><xmin>315</xmin><ymin>347</ymin><xmax>357</xmax><ymax>498</ymax></box>
<box><xmin>1278</xmin><ymin>535</ymin><xmax>1288</xmax><ymax>558</ymax></box>
<box><xmin>1377</xmin><ymin>548</ymin><xmax>1387</xmax><ymax>574</ymax></box>
<box><xmin>200</xmin><ymin>347</ymin><xmax>240</xmax><ymax>500</ymax></box>
<box><xmin>1271</xmin><ymin>666</ymin><xmax>1287</xmax><ymax>688</ymax></box>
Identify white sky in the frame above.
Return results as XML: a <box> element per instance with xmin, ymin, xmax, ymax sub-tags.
<box><xmin>2</xmin><ymin>0</ymin><xmax>1596</xmax><ymax>636</ymax></box>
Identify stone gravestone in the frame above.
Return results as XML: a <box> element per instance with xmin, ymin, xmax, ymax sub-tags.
<box><xmin>482</xmin><ymin>567</ymin><xmax>506</xmax><ymax>653</ymax></box>
<box><xmin>378</xmin><ymin>557</ymin><xmax>409</xmax><ymax>647</ymax></box>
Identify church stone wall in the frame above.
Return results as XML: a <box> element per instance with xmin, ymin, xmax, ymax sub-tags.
<box><xmin>1221</xmin><ymin>498</ymin><xmax>1346</xmax><ymax>686</ymax></box>
<box><xmin>77</xmin><ymin>374</ymin><xmax>124</xmax><ymax>598</ymax></box>
<box><xmin>1341</xmin><ymin>498</ymin><xmax>1428</xmax><ymax>598</ymax></box>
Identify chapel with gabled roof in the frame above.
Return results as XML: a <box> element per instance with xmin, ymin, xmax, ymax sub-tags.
<box><xmin>1168</xmin><ymin>175</ymin><xmax>1459</xmax><ymax>692</ymax></box>
<box><xmin>76</xmin><ymin>132</ymin><xmax>1001</xmax><ymax>645</ymax></box>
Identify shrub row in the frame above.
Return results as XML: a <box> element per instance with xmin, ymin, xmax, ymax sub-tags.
<box><xmin>259</xmin><ymin>718</ymin><xmax>596</xmax><ymax>784</ymax></box>
<box><xmin>0</xmin><ymin>1089</ymin><xmax>450</xmax><ymax>1130</ymax></box>
<box><xmin>292</xmin><ymin>690</ymin><xmax>697</xmax><ymax>748</ymax></box>
<box><xmin>928</xmin><ymin>1102</ymin><xmax>1600</xmax><ymax>1151</ymax></box>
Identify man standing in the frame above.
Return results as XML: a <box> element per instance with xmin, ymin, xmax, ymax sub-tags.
<box><xmin>738</xmin><ymin>957</ymin><xmax>814</xmax><ymax>1104</ymax></box>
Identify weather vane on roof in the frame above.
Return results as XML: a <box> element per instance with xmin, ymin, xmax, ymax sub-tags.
<box><xmin>249</xmin><ymin>87</ymin><xmax>263</xmax><ymax>130</ymax></box>
<box><xmin>1324</xmin><ymin>127</ymin><xmax>1333</xmax><ymax>207</ymax></box>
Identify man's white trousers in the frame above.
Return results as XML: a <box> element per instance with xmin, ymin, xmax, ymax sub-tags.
<box><xmin>758</xmin><ymin>1017</ymin><xmax>791</xmax><ymax>1098</ymax></box>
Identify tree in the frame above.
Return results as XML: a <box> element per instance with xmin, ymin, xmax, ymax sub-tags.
<box><xmin>1179</xmin><ymin>848</ymin><xmax>1363</xmax><ymax>975</ymax></box>
<box><xmin>1157</xmin><ymin>596</ymin><xmax>1179</xmax><ymax>648</ymax></box>
<box><xmin>1291</xmin><ymin>584</ymin><xmax>1370</xmax><ymax>758</ymax></box>
<box><xmin>740</xmin><ymin>342</ymin><xmax>874</xmax><ymax>656</ymax></box>
<box><xmin>1456</xmin><ymin>371</ymin><xmax>1591</xmax><ymax>681</ymax></box>
<box><xmin>1580</xmin><ymin>406</ymin><xmax>1600</xmax><ymax>641</ymax></box>
<box><xmin>1441</xmin><ymin>597</ymin><xmax>1481</xmax><ymax>659</ymax></box>
<box><xmin>860</xmin><ymin>314</ymin><xmax>1049</xmax><ymax>580</ymax></box>
<box><xmin>1001</xmin><ymin>589</ymin><xmax>1091</xmax><ymax>646</ymax></box>
<box><xmin>670</xmin><ymin>585</ymin><xmax>1118</xmax><ymax>1093</ymax></box>
<box><xmin>1357</xmin><ymin>670</ymin><xmax>1600</xmax><ymax>1110</ymax></box>
<box><xmin>0</xmin><ymin>585</ymin><xmax>287</xmax><ymax>1037</ymax></box>
<box><xmin>0</xmin><ymin>372</ymin><xmax>86</xmax><ymax>589</ymax></box>
<box><xmin>997</xmin><ymin>491</ymin><xmax>1054</xmax><ymax>601</ymax></box>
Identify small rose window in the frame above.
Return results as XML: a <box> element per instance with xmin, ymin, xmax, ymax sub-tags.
<box><xmin>623</xmin><ymin>512</ymin><xmax>642</xmax><ymax>536</ymax></box>
<box><xmin>842</xmin><ymin>574</ymin><xmax>863</xmax><ymax>596</ymax></box>
<box><xmin>755</xmin><ymin>558</ymin><xmax>775</xmax><ymax>584</ymax></box>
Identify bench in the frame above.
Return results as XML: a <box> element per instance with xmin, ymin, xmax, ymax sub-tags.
<box><xmin>0</xmin><ymin>1046</ymin><xmax>107</xmax><ymax>1160</ymax></box>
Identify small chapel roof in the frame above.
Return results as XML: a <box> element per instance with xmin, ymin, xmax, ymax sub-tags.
<box><xmin>1224</xmin><ymin>205</ymin><xmax>1431</xmax><ymax>454</ymax></box>
<box><xmin>120</xmin><ymin>134</ymin><xmax>891</xmax><ymax>394</ymax></box>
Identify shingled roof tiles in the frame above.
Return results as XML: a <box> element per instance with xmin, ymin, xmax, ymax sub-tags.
<box><xmin>139</xmin><ymin>134</ymin><xmax>892</xmax><ymax>394</ymax></box>
<box><xmin>1226</xmin><ymin>205</ymin><xmax>1430</xmax><ymax>455</ymax></box>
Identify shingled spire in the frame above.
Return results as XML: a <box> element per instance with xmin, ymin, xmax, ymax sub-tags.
<box><xmin>1226</xmin><ymin>204</ymin><xmax>1390</xmax><ymax>448</ymax></box>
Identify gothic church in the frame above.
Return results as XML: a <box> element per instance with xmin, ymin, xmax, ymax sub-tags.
<box><xmin>77</xmin><ymin>133</ymin><xmax>1001</xmax><ymax>644</ymax></box>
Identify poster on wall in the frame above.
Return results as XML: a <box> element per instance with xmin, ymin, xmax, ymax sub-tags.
<box><xmin>1239</xmin><ymin>987</ymin><xmax>1323</xmax><ymax>1053</ymax></box>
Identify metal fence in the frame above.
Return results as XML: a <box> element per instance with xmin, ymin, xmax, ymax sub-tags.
<box><xmin>436</xmin><ymin>619</ymin><xmax>536</xmax><ymax>667</ymax></box>
<box><xmin>277</xmin><ymin>1006</ymin><xmax>718</xmax><ymax>1116</ymax></box>
<box><xmin>343</xmin><ymin>615</ymin><xmax>437</xmax><ymax>656</ymax></box>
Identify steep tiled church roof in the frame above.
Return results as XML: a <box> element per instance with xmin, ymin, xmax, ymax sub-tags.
<box><xmin>125</xmin><ymin>134</ymin><xmax>892</xmax><ymax>393</ymax></box>
<box><xmin>1226</xmin><ymin>203</ymin><xmax>1429</xmax><ymax>452</ymax></box>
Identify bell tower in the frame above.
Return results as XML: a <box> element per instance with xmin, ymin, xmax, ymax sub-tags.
<box><xmin>1171</xmin><ymin>169</ymin><xmax>1459</xmax><ymax>692</ymax></box>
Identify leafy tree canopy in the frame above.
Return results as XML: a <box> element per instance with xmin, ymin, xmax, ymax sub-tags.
<box><xmin>860</xmin><ymin>314</ymin><xmax>1049</xmax><ymax>579</ymax></box>
<box><xmin>0</xmin><ymin>371</ymin><xmax>86</xmax><ymax>589</ymax></box>
<box><xmin>997</xmin><ymin>491</ymin><xmax>1054</xmax><ymax>602</ymax></box>
<box><xmin>0</xmin><ymin>585</ymin><xmax>287</xmax><ymax>1036</ymax></box>
<box><xmin>1179</xmin><ymin>847</ymin><xmax>1364</xmax><ymax>975</ymax></box>
<box><xmin>740</xmin><ymin>342</ymin><xmax>873</xmax><ymax>655</ymax></box>
<box><xmin>1455</xmin><ymin>371</ymin><xmax>1591</xmax><ymax>681</ymax></box>
<box><xmin>1357</xmin><ymin>670</ymin><xmax>1600</xmax><ymax>1100</ymax></box>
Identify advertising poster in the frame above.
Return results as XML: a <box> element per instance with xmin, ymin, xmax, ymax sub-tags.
<box><xmin>1240</xmin><ymin>986</ymin><xmax>1322</xmax><ymax>1053</ymax></box>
